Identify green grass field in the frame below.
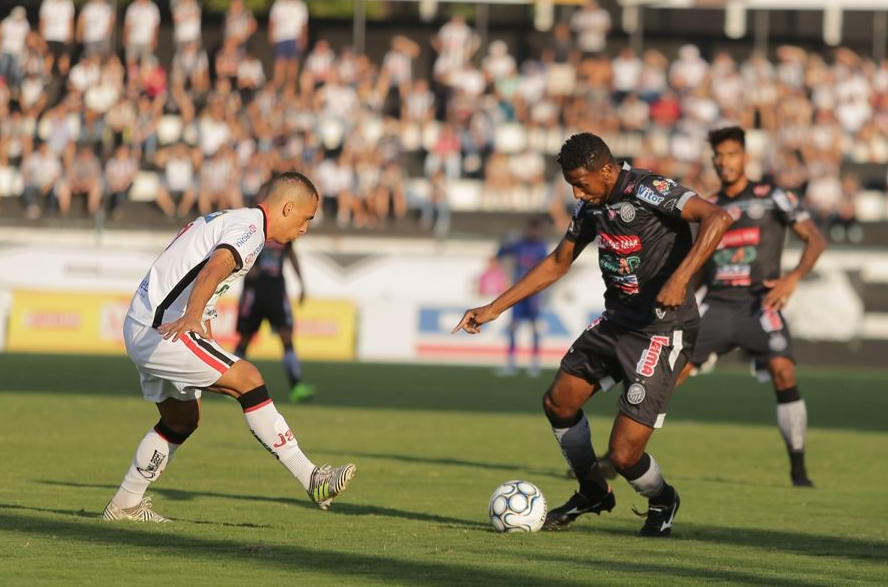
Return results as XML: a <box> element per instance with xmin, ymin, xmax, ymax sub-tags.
<box><xmin>0</xmin><ymin>353</ymin><xmax>886</xmax><ymax>586</ymax></box>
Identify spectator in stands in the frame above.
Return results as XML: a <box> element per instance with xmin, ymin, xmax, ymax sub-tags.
<box><xmin>301</xmin><ymin>38</ymin><xmax>335</xmax><ymax>95</ymax></box>
<box><xmin>402</xmin><ymin>78</ymin><xmax>434</xmax><ymax>123</ymax></box>
<box><xmin>216</xmin><ymin>39</ymin><xmax>242</xmax><ymax>86</ymax></box>
<box><xmin>57</xmin><ymin>143</ymin><xmax>103</xmax><ymax>216</ymax></box>
<box><xmin>570</xmin><ymin>1</ymin><xmax>611</xmax><ymax>56</ymax></box>
<box><xmin>198</xmin><ymin>146</ymin><xmax>240</xmax><ymax>214</ymax></box>
<box><xmin>0</xmin><ymin>7</ymin><xmax>30</xmax><ymax>91</ymax></box>
<box><xmin>171</xmin><ymin>41</ymin><xmax>210</xmax><ymax>96</ymax></box>
<box><xmin>611</xmin><ymin>47</ymin><xmax>642</xmax><ymax>104</ymax></box>
<box><xmin>77</xmin><ymin>0</ymin><xmax>115</xmax><ymax>59</ymax></box>
<box><xmin>237</xmin><ymin>51</ymin><xmax>265</xmax><ymax>103</ymax></box>
<box><xmin>173</xmin><ymin>0</ymin><xmax>203</xmax><ymax>50</ymax></box>
<box><xmin>132</xmin><ymin>94</ymin><xmax>160</xmax><ymax>162</ymax></box>
<box><xmin>240</xmin><ymin>150</ymin><xmax>271</xmax><ymax>208</ymax></box>
<box><xmin>105</xmin><ymin>143</ymin><xmax>138</xmax><ymax>219</ymax></box>
<box><xmin>40</xmin><ymin>0</ymin><xmax>75</xmax><ymax>77</ymax></box>
<box><xmin>0</xmin><ymin>106</ymin><xmax>31</xmax><ymax>166</ymax></box>
<box><xmin>154</xmin><ymin>141</ymin><xmax>200</xmax><ymax>218</ymax></box>
<box><xmin>225</xmin><ymin>0</ymin><xmax>257</xmax><ymax>51</ymax></box>
<box><xmin>124</xmin><ymin>0</ymin><xmax>160</xmax><ymax>67</ymax></box>
<box><xmin>432</xmin><ymin>14</ymin><xmax>479</xmax><ymax>84</ymax></box>
<box><xmin>21</xmin><ymin>140</ymin><xmax>62</xmax><ymax>219</ymax></box>
<box><xmin>380</xmin><ymin>35</ymin><xmax>420</xmax><ymax>102</ymax></box>
<box><xmin>482</xmin><ymin>40</ymin><xmax>516</xmax><ymax>86</ymax></box>
<box><xmin>269</xmin><ymin>0</ymin><xmax>308</xmax><ymax>89</ymax></box>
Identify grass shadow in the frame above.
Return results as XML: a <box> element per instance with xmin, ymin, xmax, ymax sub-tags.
<box><xmin>578</xmin><ymin>521</ymin><xmax>886</xmax><ymax>563</ymax></box>
<box><xmin>39</xmin><ymin>480</ymin><xmax>487</xmax><ymax>530</ymax></box>
<box><xmin>0</xmin><ymin>509</ymin><xmax>585</xmax><ymax>587</ymax></box>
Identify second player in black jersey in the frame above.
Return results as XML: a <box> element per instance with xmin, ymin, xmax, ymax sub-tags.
<box><xmin>677</xmin><ymin>126</ymin><xmax>826</xmax><ymax>487</ymax></box>
<box><xmin>235</xmin><ymin>234</ymin><xmax>315</xmax><ymax>402</ymax></box>
<box><xmin>453</xmin><ymin>133</ymin><xmax>732</xmax><ymax>536</ymax></box>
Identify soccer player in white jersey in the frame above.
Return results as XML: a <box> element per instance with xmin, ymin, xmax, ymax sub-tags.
<box><xmin>104</xmin><ymin>172</ymin><xmax>356</xmax><ymax>523</ymax></box>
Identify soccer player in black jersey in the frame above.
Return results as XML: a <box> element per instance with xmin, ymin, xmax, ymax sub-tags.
<box><xmin>235</xmin><ymin>236</ymin><xmax>315</xmax><ymax>403</ymax></box>
<box><xmin>453</xmin><ymin>133</ymin><xmax>732</xmax><ymax>536</ymax></box>
<box><xmin>677</xmin><ymin>126</ymin><xmax>826</xmax><ymax>486</ymax></box>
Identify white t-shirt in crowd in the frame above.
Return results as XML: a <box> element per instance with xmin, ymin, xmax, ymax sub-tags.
<box><xmin>125</xmin><ymin>1</ymin><xmax>161</xmax><ymax>46</ymax></box>
<box><xmin>174</xmin><ymin>1</ymin><xmax>202</xmax><ymax>44</ymax></box>
<box><xmin>570</xmin><ymin>8</ymin><xmax>611</xmax><ymax>53</ymax></box>
<box><xmin>81</xmin><ymin>1</ymin><xmax>113</xmax><ymax>44</ymax></box>
<box><xmin>270</xmin><ymin>0</ymin><xmax>308</xmax><ymax>43</ymax></box>
<box><xmin>128</xmin><ymin>208</ymin><xmax>268</xmax><ymax>327</ymax></box>
<box><xmin>41</xmin><ymin>0</ymin><xmax>75</xmax><ymax>43</ymax></box>
<box><xmin>1</xmin><ymin>16</ymin><xmax>30</xmax><ymax>56</ymax></box>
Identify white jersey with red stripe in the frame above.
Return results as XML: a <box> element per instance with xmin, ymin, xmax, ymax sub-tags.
<box><xmin>128</xmin><ymin>208</ymin><xmax>268</xmax><ymax>329</ymax></box>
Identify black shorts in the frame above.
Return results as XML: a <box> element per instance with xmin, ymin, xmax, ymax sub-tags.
<box><xmin>560</xmin><ymin>317</ymin><xmax>698</xmax><ymax>429</ymax></box>
<box><xmin>236</xmin><ymin>280</ymin><xmax>293</xmax><ymax>335</ymax></box>
<box><xmin>689</xmin><ymin>298</ymin><xmax>794</xmax><ymax>372</ymax></box>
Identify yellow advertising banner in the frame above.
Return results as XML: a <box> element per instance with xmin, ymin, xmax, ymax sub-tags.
<box><xmin>7</xmin><ymin>290</ymin><xmax>355</xmax><ymax>361</ymax></box>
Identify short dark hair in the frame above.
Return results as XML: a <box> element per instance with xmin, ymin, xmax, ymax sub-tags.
<box><xmin>708</xmin><ymin>126</ymin><xmax>746</xmax><ymax>149</ymax></box>
<box><xmin>265</xmin><ymin>171</ymin><xmax>319</xmax><ymax>201</ymax></box>
<box><xmin>556</xmin><ymin>133</ymin><xmax>614</xmax><ymax>172</ymax></box>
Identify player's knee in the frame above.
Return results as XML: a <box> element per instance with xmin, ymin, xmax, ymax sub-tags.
<box><xmin>234</xmin><ymin>361</ymin><xmax>266</xmax><ymax>393</ymax></box>
<box><xmin>770</xmin><ymin>360</ymin><xmax>796</xmax><ymax>389</ymax></box>
<box><xmin>161</xmin><ymin>414</ymin><xmax>199</xmax><ymax>435</ymax></box>
<box><xmin>542</xmin><ymin>390</ymin><xmax>579</xmax><ymax>424</ymax></box>
<box><xmin>608</xmin><ymin>441</ymin><xmax>644</xmax><ymax>471</ymax></box>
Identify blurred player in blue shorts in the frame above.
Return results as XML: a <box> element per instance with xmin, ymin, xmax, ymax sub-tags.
<box><xmin>496</xmin><ymin>217</ymin><xmax>549</xmax><ymax>377</ymax></box>
<box><xmin>235</xmin><ymin>193</ymin><xmax>315</xmax><ymax>403</ymax></box>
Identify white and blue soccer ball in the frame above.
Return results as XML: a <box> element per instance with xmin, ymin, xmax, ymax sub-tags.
<box><xmin>488</xmin><ymin>480</ymin><xmax>547</xmax><ymax>533</ymax></box>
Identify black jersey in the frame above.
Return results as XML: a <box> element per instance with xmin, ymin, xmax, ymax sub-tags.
<box><xmin>245</xmin><ymin>240</ymin><xmax>292</xmax><ymax>283</ymax></box>
<box><xmin>702</xmin><ymin>181</ymin><xmax>809</xmax><ymax>303</ymax></box>
<box><xmin>566</xmin><ymin>162</ymin><xmax>700</xmax><ymax>330</ymax></box>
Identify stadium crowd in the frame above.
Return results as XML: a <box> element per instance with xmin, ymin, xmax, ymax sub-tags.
<box><xmin>0</xmin><ymin>1</ymin><xmax>883</xmax><ymax>240</ymax></box>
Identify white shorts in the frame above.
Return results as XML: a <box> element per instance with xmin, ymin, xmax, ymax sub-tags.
<box><xmin>123</xmin><ymin>315</ymin><xmax>240</xmax><ymax>403</ymax></box>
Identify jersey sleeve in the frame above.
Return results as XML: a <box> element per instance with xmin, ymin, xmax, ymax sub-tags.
<box><xmin>565</xmin><ymin>201</ymin><xmax>597</xmax><ymax>250</ymax></box>
<box><xmin>217</xmin><ymin>216</ymin><xmax>265</xmax><ymax>272</ymax></box>
<box><xmin>771</xmin><ymin>187</ymin><xmax>811</xmax><ymax>225</ymax></box>
<box><xmin>632</xmin><ymin>175</ymin><xmax>697</xmax><ymax>219</ymax></box>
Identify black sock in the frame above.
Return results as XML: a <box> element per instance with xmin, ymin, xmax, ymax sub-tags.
<box><xmin>650</xmin><ymin>482</ymin><xmax>676</xmax><ymax>506</ymax></box>
<box><xmin>789</xmin><ymin>450</ymin><xmax>806</xmax><ymax>475</ymax></box>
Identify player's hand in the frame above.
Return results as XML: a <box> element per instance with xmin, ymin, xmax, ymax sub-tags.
<box><xmin>762</xmin><ymin>274</ymin><xmax>799</xmax><ymax>311</ymax></box>
<box><xmin>655</xmin><ymin>276</ymin><xmax>687</xmax><ymax>310</ymax></box>
<box><xmin>158</xmin><ymin>315</ymin><xmax>208</xmax><ymax>342</ymax></box>
<box><xmin>451</xmin><ymin>304</ymin><xmax>500</xmax><ymax>334</ymax></box>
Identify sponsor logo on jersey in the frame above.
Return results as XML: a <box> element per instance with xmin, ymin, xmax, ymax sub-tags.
<box><xmin>636</xmin><ymin>335</ymin><xmax>670</xmax><ymax>377</ymax></box>
<box><xmin>714</xmin><ymin>264</ymin><xmax>752</xmax><ymax>285</ymax></box>
<box><xmin>725</xmin><ymin>206</ymin><xmax>743</xmax><ymax>221</ymax></box>
<box><xmin>607</xmin><ymin>273</ymin><xmax>639</xmax><ymax>294</ymax></box>
<box><xmin>753</xmin><ymin>184</ymin><xmax>771</xmax><ymax>197</ymax></box>
<box><xmin>636</xmin><ymin>186</ymin><xmax>665</xmax><ymax>206</ymax></box>
<box><xmin>627</xmin><ymin>383</ymin><xmax>647</xmax><ymax>404</ymax></box>
<box><xmin>598</xmin><ymin>233</ymin><xmax>642</xmax><ymax>254</ymax></box>
<box><xmin>243</xmin><ymin>243</ymin><xmax>264</xmax><ymax>266</ymax></box>
<box><xmin>623</xmin><ymin>181</ymin><xmax>637</xmax><ymax>195</ymax></box>
<box><xmin>769</xmin><ymin>333</ymin><xmax>788</xmax><ymax>351</ymax></box>
<box><xmin>747</xmin><ymin>202</ymin><xmax>765</xmax><ymax>219</ymax></box>
<box><xmin>203</xmin><ymin>211</ymin><xmax>229</xmax><ymax>223</ymax></box>
<box><xmin>235</xmin><ymin>224</ymin><xmax>259</xmax><ymax>247</ymax></box>
<box><xmin>619</xmin><ymin>202</ymin><xmax>636</xmax><ymax>223</ymax></box>
<box><xmin>651</xmin><ymin>179</ymin><xmax>676</xmax><ymax>195</ymax></box>
<box><xmin>586</xmin><ymin>315</ymin><xmax>606</xmax><ymax>330</ymax></box>
<box><xmin>137</xmin><ymin>450</ymin><xmax>166</xmax><ymax>480</ymax></box>
<box><xmin>718</xmin><ymin>227</ymin><xmax>761</xmax><ymax>249</ymax></box>
<box><xmin>655</xmin><ymin>308</ymin><xmax>666</xmax><ymax>320</ymax></box>
<box><xmin>599</xmin><ymin>254</ymin><xmax>641</xmax><ymax>275</ymax></box>
<box><xmin>713</xmin><ymin>246</ymin><xmax>757</xmax><ymax>266</ymax></box>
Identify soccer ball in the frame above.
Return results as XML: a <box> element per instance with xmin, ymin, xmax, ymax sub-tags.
<box><xmin>488</xmin><ymin>480</ymin><xmax>547</xmax><ymax>533</ymax></box>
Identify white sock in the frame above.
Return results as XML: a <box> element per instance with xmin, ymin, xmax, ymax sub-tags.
<box><xmin>777</xmin><ymin>399</ymin><xmax>807</xmax><ymax>451</ymax></box>
<box><xmin>113</xmin><ymin>428</ymin><xmax>180</xmax><ymax>509</ymax></box>
<box><xmin>243</xmin><ymin>400</ymin><xmax>316</xmax><ymax>490</ymax></box>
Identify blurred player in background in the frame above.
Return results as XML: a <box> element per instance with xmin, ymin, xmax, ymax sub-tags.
<box><xmin>104</xmin><ymin>172</ymin><xmax>355</xmax><ymax>523</ymax></box>
<box><xmin>454</xmin><ymin>134</ymin><xmax>732</xmax><ymax>536</ymax></box>
<box><xmin>678</xmin><ymin>127</ymin><xmax>826</xmax><ymax>486</ymax></box>
<box><xmin>495</xmin><ymin>217</ymin><xmax>549</xmax><ymax>377</ymax></box>
<box><xmin>235</xmin><ymin>188</ymin><xmax>315</xmax><ymax>403</ymax></box>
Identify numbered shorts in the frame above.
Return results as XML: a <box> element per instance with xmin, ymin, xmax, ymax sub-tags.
<box><xmin>689</xmin><ymin>299</ymin><xmax>795</xmax><ymax>373</ymax></box>
<box><xmin>123</xmin><ymin>316</ymin><xmax>239</xmax><ymax>403</ymax></box>
<box><xmin>560</xmin><ymin>318</ymin><xmax>698</xmax><ymax>429</ymax></box>
<box><xmin>236</xmin><ymin>280</ymin><xmax>293</xmax><ymax>335</ymax></box>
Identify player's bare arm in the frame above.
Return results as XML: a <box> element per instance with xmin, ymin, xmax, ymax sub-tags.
<box><xmin>763</xmin><ymin>218</ymin><xmax>826</xmax><ymax>311</ymax></box>
<box><xmin>287</xmin><ymin>246</ymin><xmax>307</xmax><ymax>305</ymax></box>
<box><xmin>656</xmin><ymin>196</ymin><xmax>733</xmax><ymax>309</ymax></box>
<box><xmin>157</xmin><ymin>247</ymin><xmax>238</xmax><ymax>341</ymax></box>
<box><xmin>452</xmin><ymin>237</ymin><xmax>579</xmax><ymax>334</ymax></box>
